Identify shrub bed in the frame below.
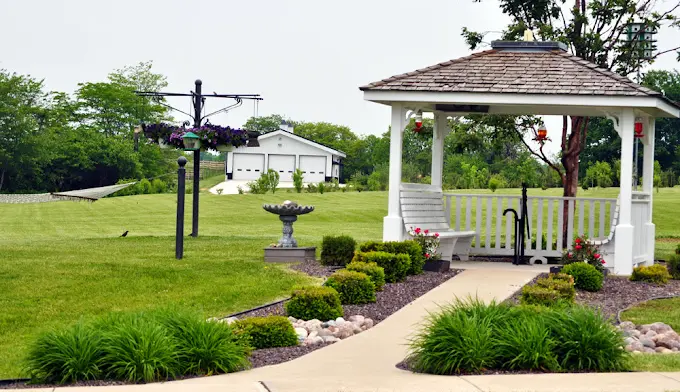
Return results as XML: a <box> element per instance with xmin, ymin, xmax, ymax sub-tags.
<box><xmin>24</xmin><ymin>311</ymin><xmax>250</xmax><ymax>385</ymax></box>
<box><xmin>285</xmin><ymin>286</ymin><xmax>344</xmax><ymax>320</ymax></box>
<box><xmin>320</xmin><ymin>235</ymin><xmax>357</xmax><ymax>266</ymax></box>
<box><xmin>359</xmin><ymin>240</ymin><xmax>424</xmax><ymax>275</ymax></box>
<box><xmin>406</xmin><ymin>299</ymin><xmax>629</xmax><ymax>375</ymax></box>
<box><xmin>233</xmin><ymin>316</ymin><xmax>298</xmax><ymax>349</ymax></box>
<box><xmin>630</xmin><ymin>264</ymin><xmax>671</xmax><ymax>285</ymax></box>
<box><xmin>562</xmin><ymin>262</ymin><xmax>603</xmax><ymax>292</ymax></box>
<box><xmin>346</xmin><ymin>261</ymin><xmax>385</xmax><ymax>291</ymax></box>
<box><xmin>324</xmin><ymin>270</ymin><xmax>376</xmax><ymax>304</ymax></box>
<box><xmin>520</xmin><ymin>274</ymin><xmax>575</xmax><ymax>307</ymax></box>
<box><xmin>353</xmin><ymin>251</ymin><xmax>410</xmax><ymax>283</ymax></box>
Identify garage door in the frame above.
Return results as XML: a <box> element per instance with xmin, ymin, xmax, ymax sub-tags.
<box><xmin>232</xmin><ymin>153</ymin><xmax>265</xmax><ymax>180</ymax></box>
<box><xmin>299</xmin><ymin>155</ymin><xmax>326</xmax><ymax>183</ymax></box>
<box><xmin>268</xmin><ymin>154</ymin><xmax>295</xmax><ymax>182</ymax></box>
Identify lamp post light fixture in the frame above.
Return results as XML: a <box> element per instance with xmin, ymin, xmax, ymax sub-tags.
<box><xmin>182</xmin><ymin>131</ymin><xmax>201</xmax><ymax>151</ymax></box>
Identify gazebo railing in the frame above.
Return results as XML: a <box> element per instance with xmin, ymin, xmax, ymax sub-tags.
<box><xmin>442</xmin><ymin>193</ymin><xmax>618</xmax><ymax>258</ymax></box>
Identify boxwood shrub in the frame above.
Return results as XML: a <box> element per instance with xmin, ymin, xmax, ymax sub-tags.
<box><xmin>359</xmin><ymin>240</ymin><xmax>424</xmax><ymax>275</ymax></box>
<box><xmin>630</xmin><ymin>264</ymin><xmax>671</xmax><ymax>284</ymax></box>
<box><xmin>320</xmin><ymin>235</ymin><xmax>357</xmax><ymax>266</ymax></box>
<box><xmin>346</xmin><ymin>261</ymin><xmax>385</xmax><ymax>291</ymax></box>
<box><xmin>353</xmin><ymin>251</ymin><xmax>410</xmax><ymax>283</ymax></box>
<box><xmin>520</xmin><ymin>274</ymin><xmax>575</xmax><ymax>307</ymax></box>
<box><xmin>324</xmin><ymin>270</ymin><xmax>376</xmax><ymax>304</ymax></box>
<box><xmin>285</xmin><ymin>286</ymin><xmax>343</xmax><ymax>321</ymax></box>
<box><xmin>667</xmin><ymin>254</ymin><xmax>680</xmax><ymax>280</ymax></box>
<box><xmin>562</xmin><ymin>262</ymin><xmax>603</xmax><ymax>292</ymax></box>
<box><xmin>406</xmin><ymin>298</ymin><xmax>629</xmax><ymax>375</ymax></box>
<box><xmin>233</xmin><ymin>316</ymin><xmax>298</xmax><ymax>349</ymax></box>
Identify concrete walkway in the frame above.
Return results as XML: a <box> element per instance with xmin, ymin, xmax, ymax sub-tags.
<box><xmin>50</xmin><ymin>263</ymin><xmax>680</xmax><ymax>391</ymax></box>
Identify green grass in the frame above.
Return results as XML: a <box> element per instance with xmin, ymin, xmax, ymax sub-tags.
<box><xmin>629</xmin><ymin>353</ymin><xmax>680</xmax><ymax>371</ymax></box>
<box><xmin>621</xmin><ymin>298</ymin><xmax>680</xmax><ymax>331</ymax></box>
<box><xmin>1</xmin><ymin>187</ymin><xmax>680</xmax><ymax>377</ymax></box>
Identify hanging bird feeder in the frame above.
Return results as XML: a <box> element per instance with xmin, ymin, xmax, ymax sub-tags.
<box><xmin>534</xmin><ymin>124</ymin><xmax>549</xmax><ymax>143</ymax></box>
<box><xmin>634</xmin><ymin>118</ymin><xmax>644</xmax><ymax>138</ymax></box>
<box><xmin>414</xmin><ymin>112</ymin><xmax>423</xmax><ymax>132</ymax></box>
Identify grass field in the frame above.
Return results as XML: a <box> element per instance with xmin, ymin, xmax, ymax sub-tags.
<box><xmin>1</xmin><ymin>187</ymin><xmax>679</xmax><ymax>377</ymax></box>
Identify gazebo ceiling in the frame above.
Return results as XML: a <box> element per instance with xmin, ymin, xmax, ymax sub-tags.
<box><xmin>361</xmin><ymin>41</ymin><xmax>680</xmax><ymax>118</ymax></box>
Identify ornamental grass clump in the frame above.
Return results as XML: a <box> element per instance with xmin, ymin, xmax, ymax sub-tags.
<box><xmin>406</xmin><ymin>298</ymin><xmax>629</xmax><ymax>375</ymax></box>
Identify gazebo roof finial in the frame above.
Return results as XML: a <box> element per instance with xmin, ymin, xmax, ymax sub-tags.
<box><xmin>523</xmin><ymin>29</ymin><xmax>535</xmax><ymax>42</ymax></box>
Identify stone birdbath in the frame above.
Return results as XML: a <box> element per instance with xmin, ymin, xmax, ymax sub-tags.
<box><xmin>262</xmin><ymin>200</ymin><xmax>316</xmax><ymax>262</ymax></box>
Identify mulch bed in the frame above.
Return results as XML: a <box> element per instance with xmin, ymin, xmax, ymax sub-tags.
<box><xmin>506</xmin><ymin>271</ymin><xmax>680</xmax><ymax>321</ymax></box>
<box><xmin>242</xmin><ymin>262</ymin><xmax>461</xmax><ymax>368</ymax></box>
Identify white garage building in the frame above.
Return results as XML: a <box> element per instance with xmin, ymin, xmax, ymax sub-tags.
<box><xmin>226</xmin><ymin>129</ymin><xmax>346</xmax><ymax>183</ymax></box>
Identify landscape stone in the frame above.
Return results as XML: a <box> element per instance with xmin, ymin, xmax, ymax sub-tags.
<box><xmin>642</xmin><ymin>347</ymin><xmax>656</xmax><ymax>353</ymax></box>
<box><xmin>624</xmin><ymin>337</ymin><xmax>636</xmax><ymax>346</ymax></box>
<box><xmin>322</xmin><ymin>336</ymin><xmax>340</xmax><ymax>343</ymax></box>
<box><xmin>288</xmin><ymin>316</ymin><xmax>297</xmax><ymax>323</ymax></box>
<box><xmin>640</xmin><ymin>337</ymin><xmax>656</xmax><ymax>348</ymax></box>
<box><xmin>363</xmin><ymin>318</ymin><xmax>374</xmax><ymax>329</ymax></box>
<box><xmin>352</xmin><ymin>324</ymin><xmax>362</xmax><ymax>334</ymax></box>
<box><xmin>308</xmin><ymin>331</ymin><xmax>318</xmax><ymax>339</ymax></box>
<box><xmin>349</xmin><ymin>315</ymin><xmax>365</xmax><ymax>325</ymax></box>
<box><xmin>653</xmin><ymin>332</ymin><xmax>678</xmax><ymax>349</ymax></box>
<box><xmin>619</xmin><ymin>321</ymin><xmax>636</xmax><ymax>331</ymax></box>
<box><xmin>627</xmin><ymin>341</ymin><xmax>644</xmax><ymax>352</ymax></box>
<box><xmin>644</xmin><ymin>330</ymin><xmax>658</xmax><ymax>338</ymax></box>
<box><xmin>327</xmin><ymin>320</ymin><xmax>336</xmax><ymax>327</ymax></box>
<box><xmin>650</xmin><ymin>322</ymin><xmax>673</xmax><ymax>334</ymax></box>
<box><xmin>335</xmin><ymin>317</ymin><xmax>346</xmax><ymax>324</ymax></box>
<box><xmin>294</xmin><ymin>327</ymin><xmax>308</xmax><ymax>340</ymax></box>
<box><xmin>623</xmin><ymin>329</ymin><xmax>641</xmax><ymax>338</ymax></box>
<box><xmin>225</xmin><ymin>317</ymin><xmax>238</xmax><ymax>325</ymax></box>
<box><xmin>317</xmin><ymin>329</ymin><xmax>333</xmax><ymax>337</ymax></box>
<box><xmin>303</xmin><ymin>336</ymin><xmax>323</xmax><ymax>346</ymax></box>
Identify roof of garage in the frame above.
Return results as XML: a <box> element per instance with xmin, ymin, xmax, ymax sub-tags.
<box><xmin>258</xmin><ymin>130</ymin><xmax>347</xmax><ymax>158</ymax></box>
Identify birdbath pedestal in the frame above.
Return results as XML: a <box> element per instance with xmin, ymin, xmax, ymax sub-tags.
<box><xmin>262</xmin><ymin>201</ymin><xmax>316</xmax><ymax>262</ymax></box>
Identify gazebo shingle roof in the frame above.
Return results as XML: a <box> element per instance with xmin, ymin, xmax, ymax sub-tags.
<box><xmin>360</xmin><ymin>47</ymin><xmax>661</xmax><ymax>98</ymax></box>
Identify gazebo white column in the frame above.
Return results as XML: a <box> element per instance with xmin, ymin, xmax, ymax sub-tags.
<box><xmin>614</xmin><ymin>109</ymin><xmax>636</xmax><ymax>275</ymax></box>
<box><xmin>641</xmin><ymin>116</ymin><xmax>656</xmax><ymax>266</ymax></box>
<box><xmin>384</xmin><ymin>104</ymin><xmax>406</xmax><ymax>241</ymax></box>
<box><xmin>431</xmin><ymin>113</ymin><xmax>446</xmax><ymax>190</ymax></box>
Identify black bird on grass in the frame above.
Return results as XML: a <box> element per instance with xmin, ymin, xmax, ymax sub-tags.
<box><xmin>120</xmin><ymin>231</ymin><xmax>129</xmax><ymax>237</ymax></box>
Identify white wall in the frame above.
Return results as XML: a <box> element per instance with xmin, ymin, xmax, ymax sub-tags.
<box><xmin>226</xmin><ymin>133</ymin><xmax>338</xmax><ymax>180</ymax></box>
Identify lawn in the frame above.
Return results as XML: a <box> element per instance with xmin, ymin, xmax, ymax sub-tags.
<box><xmin>1</xmin><ymin>187</ymin><xmax>679</xmax><ymax>378</ymax></box>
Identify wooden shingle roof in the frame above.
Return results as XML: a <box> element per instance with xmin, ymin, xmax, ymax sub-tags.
<box><xmin>360</xmin><ymin>43</ymin><xmax>661</xmax><ymax>98</ymax></box>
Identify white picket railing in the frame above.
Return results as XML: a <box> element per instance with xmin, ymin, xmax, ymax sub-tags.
<box><xmin>442</xmin><ymin>193</ymin><xmax>619</xmax><ymax>259</ymax></box>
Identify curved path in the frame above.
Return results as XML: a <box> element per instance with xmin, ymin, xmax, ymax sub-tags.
<box><xmin>47</xmin><ymin>263</ymin><xmax>680</xmax><ymax>392</ymax></box>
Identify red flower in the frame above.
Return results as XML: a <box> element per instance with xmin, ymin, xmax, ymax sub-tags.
<box><xmin>594</xmin><ymin>253</ymin><xmax>601</xmax><ymax>259</ymax></box>
<box><xmin>575</xmin><ymin>245</ymin><xmax>582</xmax><ymax>250</ymax></box>
<box><xmin>575</xmin><ymin>238</ymin><xmax>582</xmax><ymax>244</ymax></box>
<box><xmin>434</xmin><ymin>233</ymin><xmax>440</xmax><ymax>238</ymax></box>
<box><xmin>425</xmin><ymin>253</ymin><xmax>430</xmax><ymax>258</ymax></box>
<box><xmin>601</xmin><ymin>259</ymin><xmax>606</xmax><ymax>264</ymax></box>
<box><xmin>414</xmin><ymin>227</ymin><xmax>421</xmax><ymax>234</ymax></box>
<box><xmin>424</xmin><ymin>229</ymin><xmax>429</xmax><ymax>234</ymax></box>
<box><xmin>568</xmin><ymin>252</ymin><xmax>573</xmax><ymax>258</ymax></box>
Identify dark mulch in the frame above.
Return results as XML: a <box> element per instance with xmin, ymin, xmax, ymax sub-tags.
<box><xmin>506</xmin><ymin>272</ymin><xmax>680</xmax><ymax>321</ymax></box>
<box><xmin>241</xmin><ymin>265</ymin><xmax>462</xmax><ymax>368</ymax></box>
<box><xmin>288</xmin><ymin>259</ymin><xmax>337</xmax><ymax>278</ymax></box>
<box><xmin>0</xmin><ymin>379</ymin><xmax>127</xmax><ymax>389</ymax></box>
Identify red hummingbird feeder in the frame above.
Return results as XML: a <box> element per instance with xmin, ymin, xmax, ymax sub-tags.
<box><xmin>535</xmin><ymin>124</ymin><xmax>548</xmax><ymax>142</ymax></box>
<box><xmin>414</xmin><ymin>112</ymin><xmax>423</xmax><ymax>132</ymax></box>
<box><xmin>634</xmin><ymin>118</ymin><xmax>644</xmax><ymax>138</ymax></box>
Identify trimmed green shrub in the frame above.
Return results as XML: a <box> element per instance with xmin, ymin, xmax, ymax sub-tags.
<box><xmin>406</xmin><ymin>298</ymin><xmax>629</xmax><ymax>375</ymax></box>
<box><xmin>346</xmin><ymin>261</ymin><xmax>385</xmax><ymax>291</ymax></box>
<box><xmin>630</xmin><ymin>264</ymin><xmax>671</xmax><ymax>284</ymax></box>
<box><xmin>520</xmin><ymin>285</ymin><xmax>563</xmax><ymax>307</ymax></box>
<box><xmin>359</xmin><ymin>240</ymin><xmax>424</xmax><ymax>275</ymax></box>
<box><xmin>562</xmin><ymin>263</ymin><xmax>604</xmax><ymax>292</ymax></box>
<box><xmin>550</xmin><ymin>272</ymin><xmax>574</xmax><ymax>284</ymax></box>
<box><xmin>325</xmin><ymin>270</ymin><xmax>376</xmax><ymax>304</ymax></box>
<box><xmin>285</xmin><ymin>286</ymin><xmax>343</xmax><ymax>321</ymax></box>
<box><xmin>100</xmin><ymin>317</ymin><xmax>178</xmax><ymax>383</ymax></box>
<box><xmin>535</xmin><ymin>276</ymin><xmax>576</xmax><ymax>302</ymax></box>
<box><xmin>155</xmin><ymin>311</ymin><xmax>250</xmax><ymax>375</ymax></box>
<box><xmin>321</xmin><ymin>235</ymin><xmax>357</xmax><ymax>266</ymax></box>
<box><xmin>667</xmin><ymin>254</ymin><xmax>680</xmax><ymax>280</ymax></box>
<box><xmin>233</xmin><ymin>316</ymin><xmax>298</xmax><ymax>349</ymax></box>
<box><xmin>25</xmin><ymin>323</ymin><xmax>103</xmax><ymax>384</ymax></box>
<box><xmin>353</xmin><ymin>251</ymin><xmax>410</xmax><ymax>283</ymax></box>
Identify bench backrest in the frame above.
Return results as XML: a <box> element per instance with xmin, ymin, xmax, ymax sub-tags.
<box><xmin>400</xmin><ymin>185</ymin><xmax>450</xmax><ymax>232</ymax></box>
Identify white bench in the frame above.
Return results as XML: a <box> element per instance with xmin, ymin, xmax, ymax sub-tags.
<box><xmin>400</xmin><ymin>184</ymin><xmax>477</xmax><ymax>261</ymax></box>
<box><xmin>587</xmin><ymin>197</ymin><xmax>619</xmax><ymax>267</ymax></box>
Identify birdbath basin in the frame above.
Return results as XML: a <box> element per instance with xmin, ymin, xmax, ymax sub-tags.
<box><xmin>262</xmin><ymin>200</ymin><xmax>314</xmax><ymax>249</ymax></box>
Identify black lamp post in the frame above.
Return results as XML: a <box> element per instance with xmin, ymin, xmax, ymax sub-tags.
<box><xmin>135</xmin><ymin>80</ymin><xmax>263</xmax><ymax>238</ymax></box>
<box><xmin>176</xmin><ymin>156</ymin><xmax>188</xmax><ymax>259</ymax></box>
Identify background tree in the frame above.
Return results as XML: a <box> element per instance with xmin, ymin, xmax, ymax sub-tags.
<box><xmin>463</xmin><ymin>0</ymin><xmax>680</xmax><ymax>198</ymax></box>
<box><xmin>242</xmin><ymin>114</ymin><xmax>288</xmax><ymax>134</ymax></box>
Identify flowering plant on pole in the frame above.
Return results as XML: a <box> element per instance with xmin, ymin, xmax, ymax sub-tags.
<box><xmin>561</xmin><ymin>235</ymin><xmax>606</xmax><ymax>273</ymax></box>
<box><xmin>162</xmin><ymin>124</ymin><xmax>249</xmax><ymax>150</ymax></box>
<box><xmin>408</xmin><ymin>226</ymin><xmax>441</xmax><ymax>261</ymax></box>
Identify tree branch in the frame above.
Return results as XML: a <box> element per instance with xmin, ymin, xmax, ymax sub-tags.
<box><xmin>517</xmin><ymin>130</ymin><xmax>564</xmax><ymax>177</ymax></box>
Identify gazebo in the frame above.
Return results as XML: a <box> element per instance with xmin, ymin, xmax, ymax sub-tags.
<box><xmin>360</xmin><ymin>40</ymin><xmax>680</xmax><ymax>275</ymax></box>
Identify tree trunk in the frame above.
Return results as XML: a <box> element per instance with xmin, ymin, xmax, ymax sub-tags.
<box><xmin>0</xmin><ymin>169</ymin><xmax>4</xmax><ymax>192</ymax></box>
<box><xmin>560</xmin><ymin>116</ymin><xmax>586</xmax><ymax>247</ymax></box>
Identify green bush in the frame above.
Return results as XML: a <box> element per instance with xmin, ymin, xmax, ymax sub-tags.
<box><xmin>520</xmin><ymin>274</ymin><xmax>575</xmax><ymax>306</ymax></box>
<box><xmin>359</xmin><ymin>240</ymin><xmax>423</xmax><ymax>276</ymax></box>
<box><xmin>346</xmin><ymin>261</ymin><xmax>385</xmax><ymax>291</ymax></box>
<box><xmin>630</xmin><ymin>264</ymin><xmax>671</xmax><ymax>284</ymax></box>
<box><xmin>155</xmin><ymin>311</ymin><xmax>250</xmax><ymax>375</ymax></box>
<box><xmin>324</xmin><ymin>270</ymin><xmax>376</xmax><ymax>304</ymax></box>
<box><xmin>100</xmin><ymin>317</ymin><xmax>178</xmax><ymax>383</ymax></box>
<box><xmin>285</xmin><ymin>286</ymin><xmax>343</xmax><ymax>321</ymax></box>
<box><xmin>151</xmin><ymin>178</ymin><xmax>168</xmax><ymax>193</ymax></box>
<box><xmin>25</xmin><ymin>323</ymin><xmax>103</xmax><ymax>384</ymax></box>
<box><xmin>353</xmin><ymin>251</ymin><xmax>411</xmax><ymax>283</ymax></box>
<box><xmin>320</xmin><ymin>235</ymin><xmax>357</xmax><ymax>266</ymax></box>
<box><xmin>233</xmin><ymin>316</ymin><xmax>298</xmax><ymax>349</ymax></box>
<box><xmin>406</xmin><ymin>298</ymin><xmax>628</xmax><ymax>375</ymax></box>
<box><xmin>293</xmin><ymin>168</ymin><xmax>304</xmax><ymax>193</ymax></box>
<box><xmin>535</xmin><ymin>276</ymin><xmax>576</xmax><ymax>302</ymax></box>
<box><xmin>667</xmin><ymin>254</ymin><xmax>680</xmax><ymax>280</ymax></box>
<box><xmin>318</xmin><ymin>182</ymin><xmax>326</xmax><ymax>194</ymax></box>
<box><xmin>520</xmin><ymin>285</ymin><xmax>563</xmax><ymax>307</ymax></box>
<box><xmin>562</xmin><ymin>263</ymin><xmax>603</xmax><ymax>292</ymax></box>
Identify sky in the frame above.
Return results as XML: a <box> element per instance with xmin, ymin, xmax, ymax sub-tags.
<box><xmin>2</xmin><ymin>0</ymin><xmax>679</xmax><ymax>156</ymax></box>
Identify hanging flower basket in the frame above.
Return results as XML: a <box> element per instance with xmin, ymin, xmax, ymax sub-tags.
<box><xmin>158</xmin><ymin>138</ymin><xmax>170</xmax><ymax>149</ymax></box>
<box><xmin>146</xmin><ymin>123</ymin><xmax>249</xmax><ymax>151</ymax></box>
<box><xmin>216</xmin><ymin>144</ymin><xmax>234</xmax><ymax>152</ymax></box>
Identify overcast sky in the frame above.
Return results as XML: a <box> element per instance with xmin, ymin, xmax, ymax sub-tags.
<box><xmin>2</xmin><ymin>0</ymin><xmax>679</xmax><ymax>156</ymax></box>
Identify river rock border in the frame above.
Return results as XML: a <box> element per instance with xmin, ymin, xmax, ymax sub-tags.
<box><xmin>619</xmin><ymin>321</ymin><xmax>680</xmax><ymax>354</ymax></box>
